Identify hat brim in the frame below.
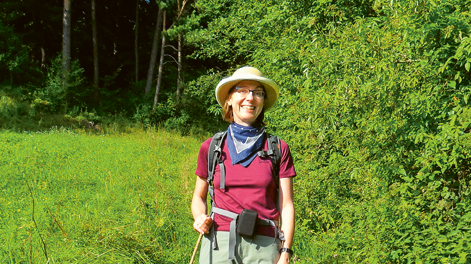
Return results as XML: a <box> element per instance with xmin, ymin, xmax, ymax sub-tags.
<box><xmin>215</xmin><ymin>74</ymin><xmax>279</xmax><ymax>111</ymax></box>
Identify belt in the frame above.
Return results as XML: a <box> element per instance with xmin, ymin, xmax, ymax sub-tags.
<box><xmin>210</xmin><ymin>207</ymin><xmax>285</xmax><ymax>261</ymax></box>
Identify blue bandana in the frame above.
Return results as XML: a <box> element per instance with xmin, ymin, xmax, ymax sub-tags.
<box><xmin>226</xmin><ymin>122</ymin><xmax>265</xmax><ymax>167</ymax></box>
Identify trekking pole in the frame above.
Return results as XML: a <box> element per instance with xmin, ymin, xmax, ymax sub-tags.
<box><xmin>189</xmin><ymin>233</ymin><xmax>203</xmax><ymax>264</ymax></box>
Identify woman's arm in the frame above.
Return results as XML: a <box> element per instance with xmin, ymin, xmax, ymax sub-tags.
<box><xmin>278</xmin><ymin>177</ymin><xmax>295</xmax><ymax>263</ymax></box>
<box><xmin>191</xmin><ymin>176</ymin><xmax>213</xmax><ymax>234</ymax></box>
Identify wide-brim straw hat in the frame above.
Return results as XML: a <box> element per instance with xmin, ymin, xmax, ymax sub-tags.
<box><xmin>215</xmin><ymin>66</ymin><xmax>279</xmax><ymax>111</ymax></box>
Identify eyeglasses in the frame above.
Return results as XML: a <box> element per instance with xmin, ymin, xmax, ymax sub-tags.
<box><xmin>234</xmin><ymin>87</ymin><xmax>265</xmax><ymax>99</ymax></box>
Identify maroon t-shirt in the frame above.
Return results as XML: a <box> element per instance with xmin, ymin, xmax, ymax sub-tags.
<box><xmin>195</xmin><ymin>136</ymin><xmax>296</xmax><ymax>237</ymax></box>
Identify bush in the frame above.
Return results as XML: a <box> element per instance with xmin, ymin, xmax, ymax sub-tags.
<box><xmin>0</xmin><ymin>93</ymin><xmax>31</xmax><ymax>127</ymax></box>
<box><xmin>33</xmin><ymin>55</ymin><xmax>86</xmax><ymax>114</ymax></box>
<box><xmin>0</xmin><ymin>21</ymin><xmax>43</xmax><ymax>87</ymax></box>
<box><xmin>186</xmin><ymin>0</ymin><xmax>471</xmax><ymax>262</ymax></box>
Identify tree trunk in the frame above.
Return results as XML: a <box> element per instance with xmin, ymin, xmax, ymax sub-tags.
<box><xmin>33</xmin><ymin>8</ymin><xmax>47</xmax><ymax>71</ymax></box>
<box><xmin>176</xmin><ymin>0</ymin><xmax>182</xmax><ymax>100</ymax></box>
<box><xmin>176</xmin><ymin>0</ymin><xmax>189</xmax><ymax>101</ymax></box>
<box><xmin>177</xmin><ymin>32</ymin><xmax>182</xmax><ymax>99</ymax></box>
<box><xmin>91</xmin><ymin>0</ymin><xmax>99</xmax><ymax>100</ymax></box>
<box><xmin>153</xmin><ymin>10</ymin><xmax>166</xmax><ymax>109</ymax></box>
<box><xmin>62</xmin><ymin>0</ymin><xmax>71</xmax><ymax>90</ymax></box>
<box><xmin>41</xmin><ymin>47</ymin><xmax>46</xmax><ymax>70</ymax></box>
<box><xmin>145</xmin><ymin>8</ymin><xmax>164</xmax><ymax>97</ymax></box>
<box><xmin>135</xmin><ymin>0</ymin><xmax>139</xmax><ymax>83</ymax></box>
<box><xmin>40</xmin><ymin>17</ymin><xmax>46</xmax><ymax>70</ymax></box>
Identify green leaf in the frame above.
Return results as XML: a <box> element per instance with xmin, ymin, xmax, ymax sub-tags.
<box><xmin>437</xmin><ymin>236</ymin><xmax>448</xmax><ymax>243</ymax></box>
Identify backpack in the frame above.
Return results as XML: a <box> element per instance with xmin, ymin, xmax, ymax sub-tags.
<box><xmin>205</xmin><ymin>130</ymin><xmax>284</xmax><ymax>260</ymax></box>
<box><xmin>206</xmin><ymin>131</ymin><xmax>282</xmax><ymax>203</ymax></box>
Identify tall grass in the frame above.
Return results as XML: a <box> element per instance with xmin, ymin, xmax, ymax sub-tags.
<box><xmin>0</xmin><ymin>127</ymin><xmax>202</xmax><ymax>263</ymax></box>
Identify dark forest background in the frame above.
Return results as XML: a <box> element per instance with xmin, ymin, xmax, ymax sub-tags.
<box><xmin>1</xmin><ymin>0</ymin><xmax>229</xmax><ymax>132</ymax></box>
<box><xmin>1</xmin><ymin>0</ymin><xmax>471</xmax><ymax>262</ymax></box>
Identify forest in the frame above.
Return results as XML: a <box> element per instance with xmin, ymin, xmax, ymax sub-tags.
<box><xmin>1</xmin><ymin>0</ymin><xmax>471</xmax><ymax>263</ymax></box>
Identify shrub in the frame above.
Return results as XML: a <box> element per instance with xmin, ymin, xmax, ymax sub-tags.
<box><xmin>34</xmin><ymin>55</ymin><xmax>86</xmax><ymax>113</ymax></box>
<box><xmin>0</xmin><ymin>94</ymin><xmax>31</xmax><ymax>127</ymax></box>
<box><xmin>185</xmin><ymin>0</ymin><xmax>471</xmax><ymax>262</ymax></box>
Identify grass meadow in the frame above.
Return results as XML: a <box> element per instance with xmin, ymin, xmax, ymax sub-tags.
<box><xmin>0</xmin><ymin>127</ymin><xmax>204</xmax><ymax>263</ymax></box>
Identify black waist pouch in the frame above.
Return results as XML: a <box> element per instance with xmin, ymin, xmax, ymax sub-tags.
<box><xmin>237</xmin><ymin>209</ymin><xmax>258</xmax><ymax>237</ymax></box>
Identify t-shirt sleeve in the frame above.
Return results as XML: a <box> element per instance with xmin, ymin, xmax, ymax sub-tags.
<box><xmin>195</xmin><ymin>138</ymin><xmax>212</xmax><ymax>178</ymax></box>
<box><xmin>279</xmin><ymin>139</ymin><xmax>296</xmax><ymax>178</ymax></box>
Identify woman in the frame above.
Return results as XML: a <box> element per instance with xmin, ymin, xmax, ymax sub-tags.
<box><xmin>192</xmin><ymin>66</ymin><xmax>296</xmax><ymax>264</ymax></box>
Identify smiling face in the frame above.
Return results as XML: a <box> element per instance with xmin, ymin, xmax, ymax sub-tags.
<box><xmin>227</xmin><ymin>80</ymin><xmax>265</xmax><ymax>127</ymax></box>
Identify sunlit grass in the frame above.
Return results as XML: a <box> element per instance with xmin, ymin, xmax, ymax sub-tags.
<box><xmin>0</xmin><ymin>127</ymin><xmax>202</xmax><ymax>263</ymax></box>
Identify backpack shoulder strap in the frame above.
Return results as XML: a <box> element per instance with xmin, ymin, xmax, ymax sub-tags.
<box><xmin>206</xmin><ymin>131</ymin><xmax>227</xmax><ymax>252</ymax></box>
<box><xmin>257</xmin><ymin>132</ymin><xmax>281</xmax><ymax>186</ymax></box>
<box><xmin>266</xmin><ymin>133</ymin><xmax>281</xmax><ymax>187</ymax></box>
<box><xmin>207</xmin><ymin>131</ymin><xmax>227</xmax><ymax>188</ymax></box>
<box><xmin>259</xmin><ymin>132</ymin><xmax>282</xmax><ymax>212</ymax></box>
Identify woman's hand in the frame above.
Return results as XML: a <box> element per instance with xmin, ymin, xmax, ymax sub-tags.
<box><xmin>277</xmin><ymin>252</ymin><xmax>290</xmax><ymax>264</ymax></box>
<box><xmin>193</xmin><ymin>214</ymin><xmax>213</xmax><ymax>234</ymax></box>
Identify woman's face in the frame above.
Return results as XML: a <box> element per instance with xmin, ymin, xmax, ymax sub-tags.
<box><xmin>227</xmin><ymin>80</ymin><xmax>265</xmax><ymax>126</ymax></box>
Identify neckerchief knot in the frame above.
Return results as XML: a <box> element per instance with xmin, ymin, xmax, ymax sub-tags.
<box><xmin>227</xmin><ymin>122</ymin><xmax>265</xmax><ymax>167</ymax></box>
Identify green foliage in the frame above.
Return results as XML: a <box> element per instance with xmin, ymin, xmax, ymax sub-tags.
<box><xmin>176</xmin><ymin>70</ymin><xmax>227</xmax><ymax>132</ymax></box>
<box><xmin>0</xmin><ymin>87</ymin><xmax>34</xmax><ymax>127</ymax></box>
<box><xmin>185</xmin><ymin>0</ymin><xmax>471</xmax><ymax>262</ymax></box>
<box><xmin>0</xmin><ymin>21</ymin><xmax>35</xmax><ymax>86</ymax></box>
<box><xmin>0</xmin><ymin>128</ymin><xmax>202</xmax><ymax>263</ymax></box>
<box><xmin>0</xmin><ymin>95</ymin><xmax>25</xmax><ymax>123</ymax></box>
<box><xmin>2</xmin><ymin>0</ymin><xmax>471</xmax><ymax>262</ymax></box>
<box><xmin>32</xmin><ymin>55</ymin><xmax>86</xmax><ymax>114</ymax></box>
<box><xmin>133</xmin><ymin>70</ymin><xmax>227</xmax><ymax>135</ymax></box>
